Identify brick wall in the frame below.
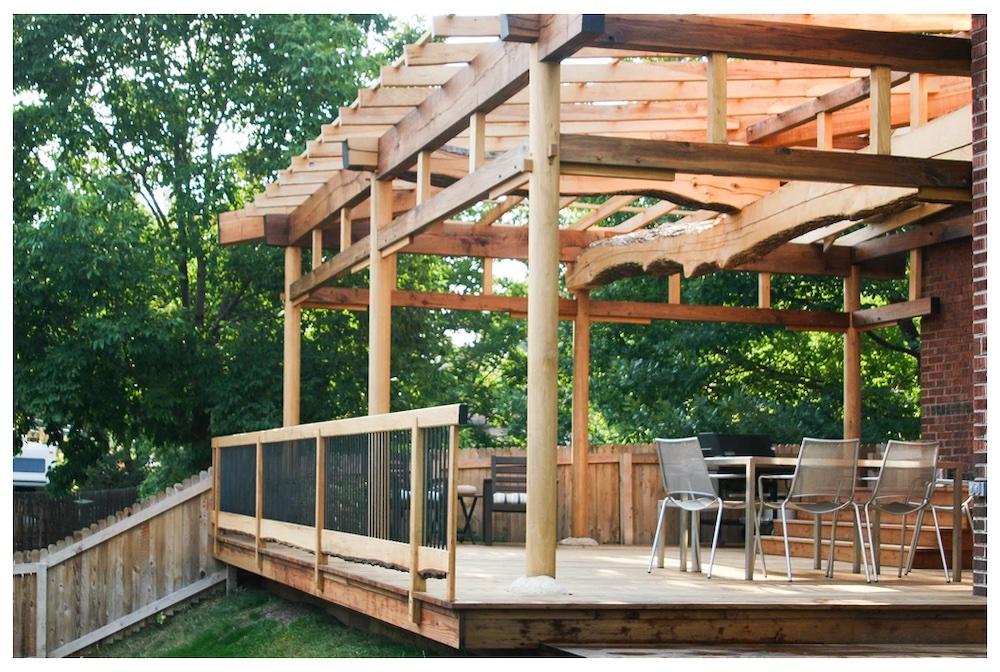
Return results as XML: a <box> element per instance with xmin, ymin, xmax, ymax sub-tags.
<box><xmin>970</xmin><ymin>13</ymin><xmax>986</xmax><ymax>597</ymax></box>
<box><xmin>920</xmin><ymin>237</ymin><xmax>975</xmax><ymax>469</ymax></box>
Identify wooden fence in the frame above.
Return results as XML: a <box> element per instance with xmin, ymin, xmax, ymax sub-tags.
<box><xmin>456</xmin><ymin>443</ymin><xmax>806</xmax><ymax>544</ymax></box>
<box><xmin>12</xmin><ymin>471</ymin><xmax>225</xmax><ymax>658</ymax></box>
<box><xmin>14</xmin><ymin>486</ymin><xmax>139</xmax><ymax>552</ymax></box>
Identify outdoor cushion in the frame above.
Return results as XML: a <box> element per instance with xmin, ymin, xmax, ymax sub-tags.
<box><xmin>492</xmin><ymin>492</ymin><xmax>527</xmax><ymax>505</ymax></box>
<box><xmin>457</xmin><ymin>484</ymin><xmax>477</xmax><ymax>496</ymax></box>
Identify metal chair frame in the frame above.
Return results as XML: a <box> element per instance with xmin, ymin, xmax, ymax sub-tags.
<box><xmin>753</xmin><ymin>437</ymin><xmax>868</xmax><ymax>582</ymax></box>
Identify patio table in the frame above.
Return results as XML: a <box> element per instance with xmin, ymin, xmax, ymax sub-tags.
<box><xmin>655</xmin><ymin>456</ymin><xmax>965</xmax><ymax>581</ymax></box>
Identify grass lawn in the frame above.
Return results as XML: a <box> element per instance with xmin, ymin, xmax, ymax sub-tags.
<box><xmin>88</xmin><ymin>586</ymin><xmax>437</xmax><ymax>657</ymax></box>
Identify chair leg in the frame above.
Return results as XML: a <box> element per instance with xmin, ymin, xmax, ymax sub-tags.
<box><xmin>753</xmin><ymin>502</ymin><xmax>768</xmax><ymax>578</ymax></box>
<box><xmin>930</xmin><ymin>506</ymin><xmax>952</xmax><ymax>583</ymax></box>
<box><xmin>905</xmin><ymin>509</ymin><xmax>925</xmax><ymax>575</ymax></box>
<box><xmin>826</xmin><ymin>508</ymin><xmax>839</xmax><ymax>579</ymax></box>
<box><xmin>898</xmin><ymin>514</ymin><xmax>907</xmax><ymax>578</ymax></box>
<box><xmin>707</xmin><ymin>501</ymin><xmax>723</xmax><ymax>579</ymax></box>
<box><xmin>648</xmin><ymin>500</ymin><xmax>668</xmax><ymax>574</ymax></box>
<box><xmin>863</xmin><ymin>506</ymin><xmax>878</xmax><ymax>583</ymax></box>
<box><xmin>852</xmin><ymin>505</ymin><xmax>870</xmax><ymax>584</ymax></box>
<box><xmin>780</xmin><ymin>505</ymin><xmax>792</xmax><ymax>582</ymax></box>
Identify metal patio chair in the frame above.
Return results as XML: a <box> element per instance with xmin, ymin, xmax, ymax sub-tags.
<box><xmin>862</xmin><ymin>439</ymin><xmax>950</xmax><ymax>583</ymax></box>
<box><xmin>754</xmin><ymin>437</ymin><xmax>867</xmax><ymax>582</ymax></box>
<box><xmin>647</xmin><ymin>437</ymin><xmax>747</xmax><ymax>579</ymax></box>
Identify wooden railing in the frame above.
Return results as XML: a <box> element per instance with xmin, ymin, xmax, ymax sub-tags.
<box><xmin>212</xmin><ymin>404</ymin><xmax>466</xmax><ymax>614</ymax></box>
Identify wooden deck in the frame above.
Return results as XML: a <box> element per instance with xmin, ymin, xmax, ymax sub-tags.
<box><xmin>215</xmin><ymin>532</ymin><xmax>984</xmax><ymax>652</ymax></box>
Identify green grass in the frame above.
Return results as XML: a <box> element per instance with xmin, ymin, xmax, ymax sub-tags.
<box><xmin>88</xmin><ymin>587</ymin><xmax>436</xmax><ymax>657</ymax></box>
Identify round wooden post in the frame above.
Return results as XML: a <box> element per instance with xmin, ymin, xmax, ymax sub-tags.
<box><xmin>283</xmin><ymin>246</ymin><xmax>302</xmax><ymax>426</ymax></box>
<box><xmin>368</xmin><ymin>178</ymin><xmax>395</xmax><ymax>415</ymax></box>
<box><xmin>571</xmin><ymin>289</ymin><xmax>591</xmax><ymax>538</ymax></box>
<box><xmin>525</xmin><ymin>44</ymin><xmax>560</xmax><ymax>578</ymax></box>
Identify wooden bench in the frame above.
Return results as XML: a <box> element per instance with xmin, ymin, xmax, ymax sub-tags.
<box><xmin>482</xmin><ymin>456</ymin><xmax>527</xmax><ymax>545</ymax></box>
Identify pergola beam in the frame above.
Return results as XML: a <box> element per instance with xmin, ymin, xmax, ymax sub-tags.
<box><xmin>559</xmin><ymin>134</ymin><xmax>972</xmax><ymax>190</ymax></box>
<box><xmin>746</xmin><ymin>71</ymin><xmax>910</xmax><ymax>144</ymax></box>
<box><xmin>592</xmin><ymin>15</ymin><xmax>971</xmax><ymax>75</ymax></box>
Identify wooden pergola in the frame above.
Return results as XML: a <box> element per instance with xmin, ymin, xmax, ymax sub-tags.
<box><xmin>218</xmin><ymin>14</ymin><xmax>973</xmax><ymax>580</ymax></box>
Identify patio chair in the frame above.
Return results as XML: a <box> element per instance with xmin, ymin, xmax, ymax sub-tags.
<box><xmin>646</xmin><ymin>437</ymin><xmax>747</xmax><ymax>579</ymax></box>
<box><xmin>754</xmin><ymin>437</ymin><xmax>867</xmax><ymax>582</ymax></box>
<box><xmin>861</xmin><ymin>439</ymin><xmax>949</xmax><ymax>583</ymax></box>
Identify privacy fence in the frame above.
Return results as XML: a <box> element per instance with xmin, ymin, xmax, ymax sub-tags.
<box><xmin>14</xmin><ymin>486</ymin><xmax>139</xmax><ymax>552</ymax></box>
<box><xmin>12</xmin><ymin>471</ymin><xmax>224</xmax><ymax>657</ymax></box>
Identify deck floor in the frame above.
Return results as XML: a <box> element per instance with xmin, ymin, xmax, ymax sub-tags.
<box><xmin>323</xmin><ymin>542</ymin><xmax>980</xmax><ymax>607</ymax></box>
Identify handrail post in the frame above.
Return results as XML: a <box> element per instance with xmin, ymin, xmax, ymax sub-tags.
<box><xmin>314</xmin><ymin>428</ymin><xmax>326</xmax><ymax>590</ymax></box>
<box><xmin>446</xmin><ymin>425</ymin><xmax>460</xmax><ymax>602</ymax></box>
<box><xmin>408</xmin><ymin>419</ymin><xmax>426</xmax><ymax>623</ymax></box>
<box><xmin>255</xmin><ymin>436</ymin><xmax>264</xmax><ymax>570</ymax></box>
<box><xmin>212</xmin><ymin>442</ymin><xmax>220</xmax><ymax>556</ymax></box>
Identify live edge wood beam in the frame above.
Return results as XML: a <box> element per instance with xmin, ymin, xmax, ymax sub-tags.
<box><xmin>593</xmin><ymin>15</ymin><xmax>971</xmax><ymax>76</ymax></box>
<box><xmin>746</xmin><ymin>71</ymin><xmax>911</xmax><ymax>144</ymax></box>
<box><xmin>559</xmin><ymin>134</ymin><xmax>972</xmax><ymax>190</ymax></box>
<box><xmin>302</xmin><ymin>287</ymin><xmax>850</xmax><ymax>331</ymax></box>
<box><xmin>376</xmin><ymin>14</ymin><xmax>602</xmax><ymax>180</ymax></box>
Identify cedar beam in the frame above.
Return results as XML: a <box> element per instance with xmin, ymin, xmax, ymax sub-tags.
<box><xmin>852</xmin><ymin>213</ymin><xmax>972</xmax><ymax>261</ymax></box>
<box><xmin>559</xmin><ymin>134</ymin><xmax>972</xmax><ymax>190</ymax></box>
<box><xmin>286</xmin><ymin>171</ymin><xmax>371</xmax><ymax>246</ymax></box>
<box><xmin>301</xmin><ymin>287</ymin><xmax>851</xmax><ymax>331</ymax></box>
<box><xmin>746</xmin><ymin>71</ymin><xmax>909</xmax><ymax>144</ymax></box>
<box><xmin>593</xmin><ymin>15</ymin><xmax>971</xmax><ymax>75</ymax></box>
<box><xmin>853</xmin><ymin>297</ymin><xmax>937</xmax><ymax>330</ymax></box>
<box><xmin>376</xmin><ymin>145</ymin><xmax>529</xmax><ymax>253</ymax></box>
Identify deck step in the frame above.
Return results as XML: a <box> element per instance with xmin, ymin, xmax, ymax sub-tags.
<box><xmin>759</xmin><ymin>535</ymin><xmax>968</xmax><ymax>570</ymax></box>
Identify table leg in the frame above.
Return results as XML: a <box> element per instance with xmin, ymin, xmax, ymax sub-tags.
<box><xmin>813</xmin><ymin>514</ymin><xmax>822</xmax><ymax>570</ymax></box>
<box><xmin>872</xmin><ymin>509</ymin><xmax>881</xmax><ymax>575</ymax></box>
<box><xmin>744</xmin><ymin>459</ymin><xmax>755</xmax><ymax>581</ymax></box>
<box><xmin>953</xmin><ymin>469</ymin><xmax>963</xmax><ymax>582</ymax></box>
<box><xmin>679</xmin><ymin>507</ymin><xmax>689</xmax><ymax>571</ymax></box>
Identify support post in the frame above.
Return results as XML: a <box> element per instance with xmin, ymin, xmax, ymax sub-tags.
<box><xmin>255</xmin><ymin>437</ymin><xmax>264</xmax><ymax>569</ymax></box>
<box><xmin>707</xmin><ymin>52</ymin><xmax>728</xmax><ymax>144</ymax></box>
<box><xmin>668</xmin><ymin>274</ymin><xmax>682</xmax><ymax>304</ymax></box>
<box><xmin>469</xmin><ymin>113</ymin><xmax>495</xmax><ymax>295</ymax></box>
<box><xmin>212</xmin><ymin>444</ymin><xmax>220</xmax><ymax>556</ymax></box>
<box><xmin>525</xmin><ymin>43</ymin><xmax>561</xmax><ymax>579</ymax></box>
<box><xmin>314</xmin><ymin>428</ymin><xmax>326</xmax><ymax>589</ymax></box>
<box><xmin>283</xmin><ymin>246</ymin><xmax>302</xmax><ymax>426</ymax></box>
<box><xmin>446</xmin><ymin>425</ymin><xmax>459</xmax><ymax>602</ymax></box>
<box><xmin>869</xmin><ymin>65</ymin><xmax>892</xmax><ymax>155</ymax></box>
<box><xmin>311</xmin><ymin>229</ymin><xmax>323</xmax><ymax>270</ymax></box>
<box><xmin>758</xmin><ymin>272</ymin><xmax>772</xmax><ymax>309</ymax></box>
<box><xmin>843</xmin><ymin>265</ymin><xmax>862</xmax><ymax>440</ymax></box>
<box><xmin>910</xmin><ymin>72</ymin><xmax>929</xmax><ymax>129</ymax></box>
<box><xmin>339</xmin><ymin>207</ymin><xmax>352</xmax><ymax>253</ymax></box>
<box><xmin>368</xmin><ymin>178</ymin><xmax>395</xmax><ymax>415</ymax></box>
<box><xmin>816</xmin><ymin>111</ymin><xmax>834</xmax><ymax>150</ymax></box>
<box><xmin>416</xmin><ymin>151</ymin><xmax>432</xmax><ymax>206</ymax></box>
<box><xmin>909</xmin><ymin>249</ymin><xmax>923</xmax><ymax>301</ymax></box>
<box><xmin>571</xmin><ymin>289</ymin><xmax>591</xmax><ymax>538</ymax></box>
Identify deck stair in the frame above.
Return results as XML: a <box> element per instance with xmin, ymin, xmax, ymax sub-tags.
<box><xmin>757</xmin><ymin>484</ymin><xmax>972</xmax><ymax>570</ymax></box>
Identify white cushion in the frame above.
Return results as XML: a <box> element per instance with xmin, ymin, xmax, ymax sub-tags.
<box><xmin>492</xmin><ymin>492</ymin><xmax>507</xmax><ymax>504</ymax></box>
<box><xmin>493</xmin><ymin>492</ymin><xmax>527</xmax><ymax>505</ymax></box>
<box><xmin>514</xmin><ymin>492</ymin><xmax>527</xmax><ymax>504</ymax></box>
<box><xmin>457</xmin><ymin>484</ymin><xmax>477</xmax><ymax>496</ymax></box>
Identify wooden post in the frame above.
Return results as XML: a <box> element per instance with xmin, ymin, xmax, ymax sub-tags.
<box><xmin>469</xmin><ymin>112</ymin><xmax>495</xmax><ymax>295</ymax></box>
<box><xmin>311</xmin><ymin>229</ymin><xmax>323</xmax><ymax>270</ymax></box>
<box><xmin>416</xmin><ymin>150</ymin><xmax>432</xmax><ymax>206</ymax></box>
<box><xmin>758</xmin><ymin>272</ymin><xmax>772</xmax><ymax>309</ymax></box>
<box><xmin>816</xmin><ymin>111</ymin><xmax>834</xmax><ymax>150</ymax></box>
<box><xmin>339</xmin><ymin>207</ymin><xmax>352</xmax><ymax>253</ymax></box>
<box><xmin>910</xmin><ymin>72</ymin><xmax>929</xmax><ymax>129</ymax></box>
<box><xmin>314</xmin><ymin>428</ymin><xmax>325</xmax><ymax>590</ymax></box>
<box><xmin>282</xmin><ymin>246</ymin><xmax>302</xmax><ymax>426</ymax></box>
<box><xmin>707</xmin><ymin>52</ymin><xmax>727</xmax><ymax>144</ymax></box>
<box><xmin>212</xmin><ymin>444</ymin><xmax>220</xmax><ymax>556</ymax></box>
<box><xmin>668</xmin><ymin>274</ymin><xmax>682</xmax><ymax>304</ymax></box>
<box><xmin>909</xmin><ymin>249</ymin><xmax>923</xmax><ymax>301</ymax></box>
<box><xmin>446</xmin><ymin>425</ymin><xmax>459</xmax><ymax>602</ymax></box>
<box><xmin>368</xmin><ymin>178</ymin><xmax>395</xmax><ymax>415</ymax></box>
<box><xmin>618</xmin><ymin>452</ymin><xmax>635</xmax><ymax>545</ymax></box>
<box><xmin>571</xmin><ymin>290</ymin><xmax>591</xmax><ymax>538</ymax></box>
<box><xmin>255</xmin><ymin>437</ymin><xmax>264</xmax><ymax>569</ymax></box>
<box><xmin>525</xmin><ymin>43</ymin><xmax>560</xmax><ymax>579</ymax></box>
<box><xmin>843</xmin><ymin>265</ymin><xmax>862</xmax><ymax>440</ymax></box>
<box><xmin>408</xmin><ymin>419</ymin><xmax>426</xmax><ymax>623</ymax></box>
<box><xmin>869</xmin><ymin>65</ymin><xmax>892</xmax><ymax>155</ymax></box>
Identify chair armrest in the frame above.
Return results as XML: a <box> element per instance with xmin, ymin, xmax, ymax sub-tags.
<box><xmin>758</xmin><ymin>474</ymin><xmax>794</xmax><ymax>481</ymax></box>
<box><xmin>708</xmin><ymin>473</ymin><xmax>745</xmax><ymax>480</ymax></box>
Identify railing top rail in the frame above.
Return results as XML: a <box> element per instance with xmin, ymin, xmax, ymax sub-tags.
<box><xmin>212</xmin><ymin>403</ymin><xmax>468</xmax><ymax>448</ymax></box>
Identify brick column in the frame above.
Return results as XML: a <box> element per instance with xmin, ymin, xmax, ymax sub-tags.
<box><xmin>971</xmin><ymin>13</ymin><xmax>987</xmax><ymax>597</ymax></box>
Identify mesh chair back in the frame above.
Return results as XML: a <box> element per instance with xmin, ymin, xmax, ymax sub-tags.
<box><xmin>871</xmin><ymin>440</ymin><xmax>939</xmax><ymax>506</ymax></box>
<box><xmin>654</xmin><ymin>437</ymin><xmax>717</xmax><ymax>500</ymax></box>
<box><xmin>788</xmin><ymin>437</ymin><xmax>860</xmax><ymax>504</ymax></box>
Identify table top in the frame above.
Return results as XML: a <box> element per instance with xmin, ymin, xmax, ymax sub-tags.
<box><xmin>705</xmin><ymin>455</ymin><xmax>963</xmax><ymax>470</ymax></box>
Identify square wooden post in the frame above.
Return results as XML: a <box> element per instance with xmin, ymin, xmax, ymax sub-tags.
<box><xmin>368</xmin><ymin>178</ymin><xmax>395</xmax><ymax>415</ymax></box>
<box><xmin>571</xmin><ymin>289</ymin><xmax>591</xmax><ymax>538</ymax></box>
<box><xmin>525</xmin><ymin>43</ymin><xmax>561</xmax><ymax>579</ymax></box>
<box><xmin>282</xmin><ymin>246</ymin><xmax>301</xmax><ymax>426</ymax></box>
